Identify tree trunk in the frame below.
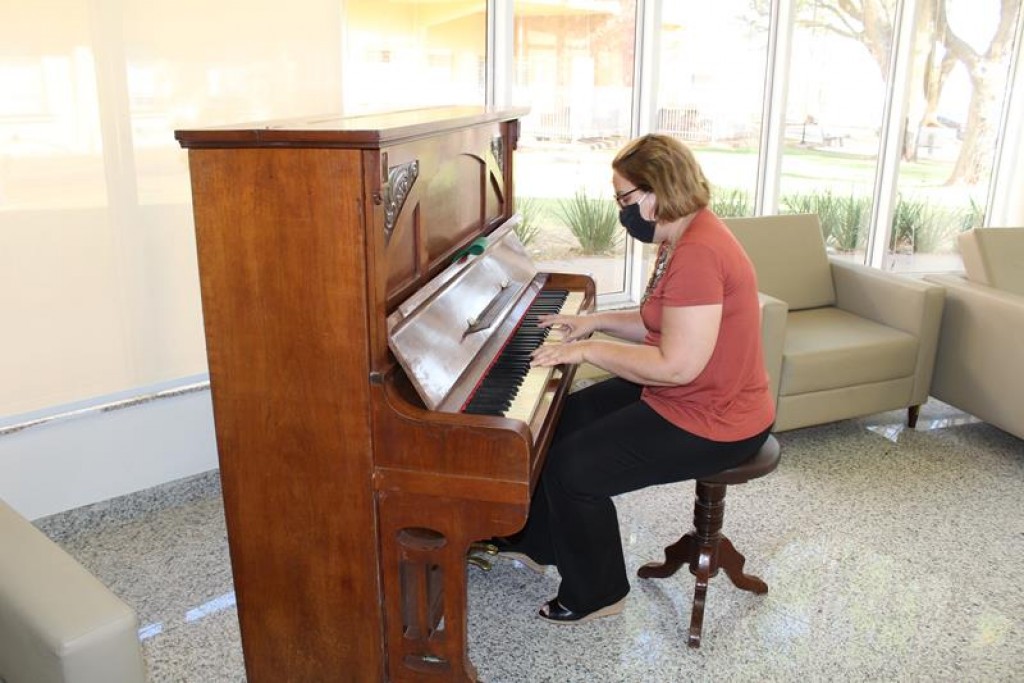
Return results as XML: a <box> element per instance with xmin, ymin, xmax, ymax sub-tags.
<box><xmin>942</xmin><ymin>0</ymin><xmax>1020</xmax><ymax>185</ymax></box>
<box><xmin>946</xmin><ymin>77</ymin><xmax>998</xmax><ymax>185</ymax></box>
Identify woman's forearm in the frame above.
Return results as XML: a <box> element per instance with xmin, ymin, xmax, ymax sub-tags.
<box><xmin>579</xmin><ymin>339</ymin><xmax>700</xmax><ymax>386</ymax></box>
<box><xmin>587</xmin><ymin>309</ymin><xmax>647</xmax><ymax>343</ymax></box>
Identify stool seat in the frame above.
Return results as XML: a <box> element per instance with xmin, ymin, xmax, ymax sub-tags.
<box><xmin>703</xmin><ymin>433</ymin><xmax>780</xmax><ymax>485</ymax></box>
<box><xmin>638</xmin><ymin>434</ymin><xmax>780</xmax><ymax>648</ymax></box>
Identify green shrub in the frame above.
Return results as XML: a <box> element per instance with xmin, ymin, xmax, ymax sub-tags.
<box><xmin>781</xmin><ymin>189</ymin><xmax>869</xmax><ymax>250</ymax></box>
<box><xmin>514</xmin><ymin>197</ymin><xmax>543</xmax><ymax>246</ymax></box>
<box><xmin>830</xmin><ymin>193</ymin><xmax>869</xmax><ymax>252</ymax></box>
<box><xmin>781</xmin><ymin>191</ymin><xmax>832</xmax><ymax>243</ymax></box>
<box><xmin>891</xmin><ymin>196</ymin><xmax>925</xmax><ymax>251</ymax></box>
<box><xmin>556</xmin><ymin>189</ymin><xmax>622</xmax><ymax>255</ymax></box>
<box><xmin>892</xmin><ymin>195</ymin><xmax>982</xmax><ymax>254</ymax></box>
<box><xmin>914</xmin><ymin>204</ymin><xmax>966</xmax><ymax>253</ymax></box>
<box><xmin>959</xmin><ymin>196</ymin><xmax>984</xmax><ymax>232</ymax></box>
<box><xmin>711</xmin><ymin>188</ymin><xmax>752</xmax><ymax>218</ymax></box>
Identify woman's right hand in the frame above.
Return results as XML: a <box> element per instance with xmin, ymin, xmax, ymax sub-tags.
<box><xmin>537</xmin><ymin>313</ymin><xmax>598</xmax><ymax>342</ymax></box>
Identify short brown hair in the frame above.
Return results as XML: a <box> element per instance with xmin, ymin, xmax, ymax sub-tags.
<box><xmin>611</xmin><ymin>134</ymin><xmax>710</xmax><ymax>222</ymax></box>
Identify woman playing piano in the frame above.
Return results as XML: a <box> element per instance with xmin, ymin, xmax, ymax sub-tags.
<box><xmin>497</xmin><ymin>133</ymin><xmax>775</xmax><ymax>624</ymax></box>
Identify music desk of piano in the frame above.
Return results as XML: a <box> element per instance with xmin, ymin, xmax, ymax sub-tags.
<box><xmin>176</xmin><ymin>106</ymin><xmax>596</xmax><ymax>682</ymax></box>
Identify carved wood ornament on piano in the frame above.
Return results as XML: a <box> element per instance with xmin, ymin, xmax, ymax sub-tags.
<box><xmin>176</xmin><ymin>107</ymin><xmax>596</xmax><ymax>682</ymax></box>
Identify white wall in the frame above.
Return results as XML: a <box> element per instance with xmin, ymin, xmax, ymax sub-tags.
<box><xmin>0</xmin><ymin>385</ymin><xmax>218</xmax><ymax>520</ymax></box>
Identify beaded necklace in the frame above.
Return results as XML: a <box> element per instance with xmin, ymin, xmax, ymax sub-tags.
<box><xmin>641</xmin><ymin>242</ymin><xmax>672</xmax><ymax>305</ymax></box>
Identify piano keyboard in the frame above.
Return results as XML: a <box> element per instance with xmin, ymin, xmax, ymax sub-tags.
<box><xmin>462</xmin><ymin>289</ymin><xmax>584</xmax><ymax>423</ymax></box>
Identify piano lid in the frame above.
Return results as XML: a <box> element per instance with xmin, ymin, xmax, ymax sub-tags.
<box><xmin>387</xmin><ymin>220</ymin><xmax>538</xmax><ymax>411</ymax></box>
<box><xmin>175</xmin><ymin>105</ymin><xmax>530</xmax><ymax>149</ymax></box>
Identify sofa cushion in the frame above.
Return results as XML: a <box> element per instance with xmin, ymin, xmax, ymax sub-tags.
<box><xmin>780</xmin><ymin>307</ymin><xmax>919</xmax><ymax>396</ymax></box>
<box><xmin>958</xmin><ymin>227</ymin><xmax>1024</xmax><ymax>296</ymax></box>
<box><xmin>725</xmin><ymin>213</ymin><xmax>836</xmax><ymax>311</ymax></box>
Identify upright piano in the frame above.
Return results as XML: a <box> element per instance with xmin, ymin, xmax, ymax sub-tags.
<box><xmin>176</xmin><ymin>107</ymin><xmax>596</xmax><ymax>682</ymax></box>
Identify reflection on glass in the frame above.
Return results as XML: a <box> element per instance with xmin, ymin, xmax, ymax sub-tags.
<box><xmin>889</xmin><ymin>0</ymin><xmax>1021</xmax><ymax>273</ymax></box>
<box><xmin>123</xmin><ymin>0</ymin><xmax>346</xmax><ymax>205</ymax></box>
<box><xmin>342</xmin><ymin>0</ymin><xmax>486</xmax><ymax>116</ymax></box>
<box><xmin>0</xmin><ymin>4</ymin><xmax>106</xmax><ymax>210</ymax></box>
<box><xmin>512</xmin><ymin>1</ymin><xmax>638</xmax><ymax>297</ymax></box>
<box><xmin>656</xmin><ymin>1</ymin><xmax>770</xmax><ymax>220</ymax></box>
<box><xmin>777</xmin><ymin>0</ymin><xmax>896</xmax><ymax>264</ymax></box>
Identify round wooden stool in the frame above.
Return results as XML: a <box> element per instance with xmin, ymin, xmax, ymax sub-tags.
<box><xmin>638</xmin><ymin>434</ymin><xmax>781</xmax><ymax>648</ymax></box>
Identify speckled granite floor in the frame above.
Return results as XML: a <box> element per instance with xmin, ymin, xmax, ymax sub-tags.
<box><xmin>35</xmin><ymin>400</ymin><xmax>1024</xmax><ymax>682</ymax></box>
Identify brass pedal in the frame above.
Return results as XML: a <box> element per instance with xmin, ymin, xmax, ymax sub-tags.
<box><xmin>467</xmin><ymin>554</ymin><xmax>492</xmax><ymax>571</ymax></box>
<box><xmin>470</xmin><ymin>542</ymin><xmax>499</xmax><ymax>556</ymax></box>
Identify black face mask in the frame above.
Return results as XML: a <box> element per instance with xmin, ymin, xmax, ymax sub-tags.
<box><xmin>619</xmin><ymin>201</ymin><xmax>657</xmax><ymax>243</ymax></box>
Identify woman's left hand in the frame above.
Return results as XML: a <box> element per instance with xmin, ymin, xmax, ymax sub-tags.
<box><xmin>531</xmin><ymin>340</ymin><xmax>587</xmax><ymax>367</ymax></box>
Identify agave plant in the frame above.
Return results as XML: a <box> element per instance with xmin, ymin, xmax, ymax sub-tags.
<box><xmin>710</xmin><ymin>188</ymin><xmax>752</xmax><ymax>218</ymax></box>
<box><xmin>556</xmin><ymin>188</ymin><xmax>622</xmax><ymax>255</ymax></box>
<box><xmin>514</xmin><ymin>196</ymin><xmax>544</xmax><ymax>246</ymax></box>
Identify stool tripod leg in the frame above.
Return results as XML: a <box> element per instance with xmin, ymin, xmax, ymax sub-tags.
<box><xmin>688</xmin><ymin>545</ymin><xmax>713</xmax><ymax>648</ymax></box>
<box><xmin>716</xmin><ymin>537</ymin><xmax>768</xmax><ymax>594</ymax></box>
<box><xmin>637</xmin><ymin>532</ymin><xmax>697</xmax><ymax>579</ymax></box>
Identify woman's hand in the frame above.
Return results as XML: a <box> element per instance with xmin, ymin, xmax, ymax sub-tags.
<box><xmin>531</xmin><ymin>339</ymin><xmax>588</xmax><ymax>367</ymax></box>
<box><xmin>537</xmin><ymin>313</ymin><xmax>597</xmax><ymax>343</ymax></box>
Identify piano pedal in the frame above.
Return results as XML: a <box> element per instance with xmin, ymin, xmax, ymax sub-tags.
<box><xmin>470</xmin><ymin>541</ymin><xmax>499</xmax><ymax>556</ymax></box>
<box><xmin>467</xmin><ymin>554</ymin><xmax>492</xmax><ymax>571</ymax></box>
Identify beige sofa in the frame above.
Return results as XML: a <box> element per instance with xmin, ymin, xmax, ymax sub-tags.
<box><xmin>0</xmin><ymin>498</ymin><xmax>146</xmax><ymax>683</ymax></box>
<box><xmin>725</xmin><ymin>214</ymin><xmax>946</xmax><ymax>432</ymax></box>
<box><xmin>924</xmin><ymin>227</ymin><xmax>1024</xmax><ymax>440</ymax></box>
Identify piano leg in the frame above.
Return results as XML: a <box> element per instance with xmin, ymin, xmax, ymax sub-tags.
<box><xmin>376</xmin><ymin>490</ymin><xmax>526</xmax><ymax>682</ymax></box>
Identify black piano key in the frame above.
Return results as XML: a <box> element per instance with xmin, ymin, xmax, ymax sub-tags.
<box><xmin>463</xmin><ymin>288</ymin><xmax>570</xmax><ymax>416</ymax></box>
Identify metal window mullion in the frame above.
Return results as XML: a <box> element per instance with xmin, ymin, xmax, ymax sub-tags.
<box><xmin>866</xmin><ymin>0</ymin><xmax>918</xmax><ymax>268</ymax></box>
<box><xmin>603</xmin><ymin>0</ymin><xmax>663</xmax><ymax>309</ymax></box>
<box><xmin>985</xmin><ymin>2</ymin><xmax>1024</xmax><ymax>227</ymax></box>
<box><xmin>756</xmin><ymin>0</ymin><xmax>795</xmax><ymax>216</ymax></box>
<box><xmin>486</xmin><ymin>0</ymin><xmax>514</xmax><ymax>107</ymax></box>
<box><xmin>632</xmin><ymin>0</ymin><xmax>660</xmax><ymax>137</ymax></box>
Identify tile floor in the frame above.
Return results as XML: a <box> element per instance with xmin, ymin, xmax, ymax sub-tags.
<box><xmin>35</xmin><ymin>400</ymin><xmax>1024</xmax><ymax>682</ymax></box>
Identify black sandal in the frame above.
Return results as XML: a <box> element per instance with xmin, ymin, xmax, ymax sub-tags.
<box><xmin>537</xmin><ymin>597</ymin><xmax>625</xmax><ymax>625</ymax></box>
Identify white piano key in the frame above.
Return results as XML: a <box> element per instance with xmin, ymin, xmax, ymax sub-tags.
<box><xmin>501</xmin><ymin>289</ymin><xmax>586</xmax><ymax>424</ymax></box>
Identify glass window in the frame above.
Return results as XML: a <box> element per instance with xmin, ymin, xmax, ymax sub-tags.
<box><xmin>776</xmin><ymin>0</ymin><xmax>898</xmax><ymax>263</ymax></box>
<box><xmin>341</xmin><ymin>0</ymin><xmax>486</xmax><ymax>115</ymax></box>
<box><xmin>511</xmin><ymin>0</ymin><xmax>638</xmax><ymax>300</ymax></box>
<box><xmin>124</xmin><ymin>0</ymin><xmax>345</xmax><ymax>206</ymax></box>
<box><xmin>0</xmin><ymin>1</ymin><xmax>125</xmax><ymax>416</ymax></box>
<box><xmin>655</xmin><ymin>1</ymin><xmax>771</xmax><ymax>220</ymax></box>
<box><xmin>889</xmin><ymin>0</ymin><xmax>1022</xmax><ymax>273</ymax></box>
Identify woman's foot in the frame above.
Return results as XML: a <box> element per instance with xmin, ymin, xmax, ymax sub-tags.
<box><xmin>480</xmin><ymin>537</ymin><xmax>549</xmax><ymax>574</ymax></box>
<box><xmin>496</xmin><ymin>551</ymin><xmax>547</xmax><ymax>574</ymax></box>
<box><xmin>537</xmin><ymin>597</ymin><xmax>626</xmax><ymax>625</ymax></box>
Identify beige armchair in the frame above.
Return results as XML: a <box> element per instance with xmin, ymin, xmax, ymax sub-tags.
<box><xmin>725</xmin><ymin>214</ymin><xmax>945</xmax><ymax>432</ymax></box>
<box><xmin>924</xmin><ymin>228</ymin><xmax>1024</xmax><ymax>441</ymax></box>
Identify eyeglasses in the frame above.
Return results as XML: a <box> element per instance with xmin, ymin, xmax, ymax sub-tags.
<box><xmin>614</xmin><ymin>186</ymin><xmax>643</xmax><ymax>207</ymax></box>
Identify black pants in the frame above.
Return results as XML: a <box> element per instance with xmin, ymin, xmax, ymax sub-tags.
<box><xmin>510</xmin><ymin>377</ymin><xmax>771</xmax><ymax>613</ymax></box>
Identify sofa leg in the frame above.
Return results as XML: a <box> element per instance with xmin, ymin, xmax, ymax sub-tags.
<box><xmin>907</xmin><ymin>404</ymin><xmax>920</xmax><ymax>429</ymax></box>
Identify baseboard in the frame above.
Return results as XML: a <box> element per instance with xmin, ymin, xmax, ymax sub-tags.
<box><xmin>0</xmin><ymin>382</ymin><xmax>219</xmax><ymax>520</ymax></box>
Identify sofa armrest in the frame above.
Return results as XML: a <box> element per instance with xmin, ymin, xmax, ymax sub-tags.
<box><xmin>759</xmin><ymin>292</ymin><xmax>787</xmax><ymax>406</ymax></box>
<box><xmin>0</xmin><ymin>499</ymin><xmax>147</xmax><ymax>683</ymax></box>
<box><xmin>923</xmin><ymin>274</ymin><xmax>1024</xmax><ymax>440</ymax></box>
<box><xmin>830</xmin><ymin>259</ymin><xmax>945</xmax><ymax>405</ymax></box>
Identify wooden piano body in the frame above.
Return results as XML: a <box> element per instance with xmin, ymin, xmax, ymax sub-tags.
<box><xmin>176</xmin><ymin>107</ymin><xmax>595</xmax><ymax>682</ymax></box>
